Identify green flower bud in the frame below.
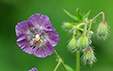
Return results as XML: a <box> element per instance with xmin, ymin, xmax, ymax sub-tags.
<box><xmin>76</xmin><ymin>37</ymin><xmax>81</xmax><ymax>49</ymax></box>
<box><xmin>80</xmin><ymin>36</ymin><xmax>88</xmax><ymax>48</ymax></box>
<box><xmin>69</xmin><ymin>37</ymin><xmax>76</xmax><ymax>51</ymax></box>
<box><xmin>64</xmin><ymin>22</ymin><xmax>73</xmax><ymax>29</ymax></box>
<box><xmin>70</xmin><ymin>38</ymin><xmax>76</xmax><ymax>48</ymax></box>
<box><xmin>76</xmin><ymin>36</ymin><xmax>88</xmax><ymax>49</ymax></box>
<box><xmin>97</xmin><ymin>21</ymin><xmax>107</xmax><ymax>38</ymax></box>
<box><xmin>84</xmin><ymin>46</ymin><xmax>96</xmax><ymax>65</ymax></box>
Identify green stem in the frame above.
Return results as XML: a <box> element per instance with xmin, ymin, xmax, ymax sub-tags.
<box><xmin>73</xmin><ymin>29</ymin><xmax>77</xmax><ymax>38</ymax></box>
<box><xmin>54</xmin><ymin>50</ymin><xmax>60</xmax><ymax>59</ymax></box>
<box><xmin>87</xmin><ymin>20</ymin><xmax>93</xmax><ymax>39</ymax></box>
<box><xmin>77</xmin><ymin>23</ymin><xmax>85</xmax><ymax>28</ymax></box>
<box><xmin>83</xmin><ymin>22</ymin><xmax>87</xmax><ymax>36</ymax></box>
<box><xmin>76</xmin><ymin>50</ymin><xmax>80</xmax><ymax>71</ymax></box>
<box><xmin>61</xmin><ymin>60</ymin><xmax>67</xmax><ymax>71</ymax></box>
<box><xmin>92</xmin><ymin>12</ymin><xmax>105</xmax><ymax>22</ymax></box>
<box><xmin>54</xmin><ymin>60</ymin><xmax>61</xmax><ymax>71</ymax></box>
<box><xmin>73</xmin><ymin>23</ymin><xmax>85</xmax><ymax>37</ymax></box>
<box><xmin>54</xmin><ymin>50</ymin><xmax>68</xmax><ymax>71</ymax></box>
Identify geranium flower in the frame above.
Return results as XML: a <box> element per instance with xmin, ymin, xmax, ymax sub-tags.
<box><xmin>29</xmin><ymin>68</ymin><xmax>37</xmax><ymax>71</ymax></box>
<box><xmin>15</xmin><ymin>14</ymin><xmax>60</xmax><ymax>58</ymax></box>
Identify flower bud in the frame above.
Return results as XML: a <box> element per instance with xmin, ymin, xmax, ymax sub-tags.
<box><xmin>76</xmin><ymin>35</ymin><xmax>88</xmax><ymax>49</ymax></box>
<box><xmin>76</xmin><ymin>37</ymin><xmax>81</xmax><ymax>49</ymax></box>
<box><xmin>80</xmin><ymin>36</ymin><xmax>88</xmax><ymax>48</ymax></box>
<box><xmin>83</xmin><ymin>46</ymin><xmax>96</xmax><ymax>65</ymax></box>
<box><xmin>97</xmin><ymin>21</ymin><xmax>107</xmax><ymax>38</ymax></box>
<box><xmin>64</xmin><ymin>22</ymin><xmax>73</xmax><ymax>29</ymax></box>
<box><xmin>69</xmin><ymin>37</ymin><xmax>76</xmax><ymax>50</ymax></box>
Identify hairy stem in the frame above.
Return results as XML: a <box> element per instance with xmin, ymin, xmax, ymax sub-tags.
<box><xmin>54</xmin><ymin>50</ymin><xmax>68</xmax><ymax>71</ymax></box>
<box><xmin>76</xmin><ymin>50</ymin><xmax>80</xmax><ymax>71</ymax></box>
<box><xmin>92</xmin><ymin>12</ymin><xmax>105</xmax><ymax>22</ymax></box>
<box><xmin>87</xmin><ymin>20</ymin><xmax>93</xmax><ymax>39</ymax></box>
<box><xmin>83</xmin><ymin>22</ymin><xmax>87</xmax><ymax>36</ymax></box>
<box><xmin>77</xmin><ymin>23</ymin><xmax>85</xmax><ymax>28</ymax></box>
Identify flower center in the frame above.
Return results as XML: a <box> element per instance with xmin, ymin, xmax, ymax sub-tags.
<box><xmin>30</xmin><ymin>34</ymin><xmax>43</xmax><ymax>49</ymax></box>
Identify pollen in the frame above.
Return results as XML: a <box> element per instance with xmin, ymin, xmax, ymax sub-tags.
<box><xmin>37</xmin><ymin>41</ymin><xmax>40</xmax><ymax>44</ymax></box>
<box><xmin>40</xmin><ymin>39</ymin><xmax>43</xmax><ymax>43</ymax></box>
<box><xmin>37</xmin><ymin>37</ymin><xmax>40</xmax><ymax>40</ymax></box>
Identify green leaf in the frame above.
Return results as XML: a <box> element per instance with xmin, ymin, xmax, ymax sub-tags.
<box><xmin>65</xmin><ymin>64</ymin><xmax>74</xmax><ymax>71</ymax></box>
<box><xmin>72</xmin><ymin>22</ymin><xmax>79</xmax><ymax>25</ymax></box>
<box><xmin>82</xmin><ymin>10</ymin><xmax>91</xmax><ymax>20</ymax></box>
<box><xmin>63</xmin><ymin>9</ymin><xmax>79</xmax><ymax>22</ymax></box>
<box><xmin>76</xmin><ymin>8</ymin><xmax>82</xmax><ymax>20</ymax></box>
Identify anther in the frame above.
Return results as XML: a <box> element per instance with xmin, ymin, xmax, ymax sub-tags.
<box><xmin>30</xmin><ymin>45</ymin><xmax>36</xmax><ymax>49</ymax></box>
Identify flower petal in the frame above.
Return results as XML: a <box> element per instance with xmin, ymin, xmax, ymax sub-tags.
<box><xmin>42</xmin><ymin>27</ymin><xmax>60</xmax><ymax>46</ymax></box>
<box><xmin>29</xmin><ymin>68</ymin><xmax>38</xmax><ymax>71</ymax></box>
<box><xmin>33</xmin><ymin>41</ymin><xmax>54</xmax><ymax>58</ymax></box>
<box><xmin>15</xmin><ymin>21</ymin><xmax>34</xmax><ymax>37</ymax></box>
<box><xmin>28</xmin><ymin>14</ymin><xmax>52</xmax><ymax>27</ymax></box>
<box><xmin>17</xmin><ymin>35</ymin><xmax>33</xmax><ymax>54</ymax></box>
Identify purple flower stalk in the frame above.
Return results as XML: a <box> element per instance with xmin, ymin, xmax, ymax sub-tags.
<box><xmin>15</xmin><ymin>14</ymin><xmax>60</xmax><ymax>58</ymax></box>
<box><xmin>29</xmin><ymin>68</ymin><xmax>37</xmax><ymax>71</ymax></box>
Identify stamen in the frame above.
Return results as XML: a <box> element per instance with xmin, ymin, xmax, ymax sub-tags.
<box><xmin>40</xmin><ymin>39</ymin><xmax>43</xmax><ymax>43</ymax></box>
<box><xmin>35</xmin><ymin>34</ymin><xmax>43</xmax><ymax>43</ymax></box>
<box><xmin>30</xmin><ymin>33</ymin><xmax>43</xmax><ymax>49</ymax></box>
<box><xmin>30</xmin><ymin>45</ymin><xmax>36</xmax><ymax>49</ymax></box>
<box><xmin>37</xmin><ymin>41</ymin><xmax>40</xmax><ymax>44</ymax></box>
<box><xmin>37</xmin><ymin>37</ymin><xmax>40</xmax><ymax>40</ymax></box>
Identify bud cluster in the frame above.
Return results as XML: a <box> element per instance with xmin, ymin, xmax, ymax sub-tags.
<box><xmin>63</xmin><ymin>9</ymin><xmax>109</xmax><ymax>66</ymax></box>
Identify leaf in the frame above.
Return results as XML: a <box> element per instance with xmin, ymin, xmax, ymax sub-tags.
<box><xmin>63</xmin><ymin>9</ymin><xmax>79</xmax><ymax>22</ymax></box>
<box><xmin>82</xmin><ymin>10</ymin><xmax>91</xmax><ymax>20</ymax></box>
<box><xmin>65</xmin><ymin>64</ymin><xmax>74</xmax><ymax>71</ymax></box>
<box><xmin>72</xmin><ymin>22</ymin><xmax>79</xmax><ymax>25</ymax></box>
<box><xmin>76</xmin><ymin>8</ymin><xmax>82</xmax><ymax>20</ymax></box>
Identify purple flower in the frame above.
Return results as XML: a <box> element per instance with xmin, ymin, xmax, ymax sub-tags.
<box><xmin>15</xmin><ymin>14</ymin><xmax>60</xmax><ymax>58</ymax></box>
<box><xmin>29</xmin><ymin>68</ymin><xmax>37</xmax><ymax>71</ymax></box>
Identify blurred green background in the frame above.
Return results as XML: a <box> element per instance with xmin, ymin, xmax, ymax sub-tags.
<box><xmin>0</xmin><ymin>0</ymin><xmax>113</xmax><ymax>71</ymax></box>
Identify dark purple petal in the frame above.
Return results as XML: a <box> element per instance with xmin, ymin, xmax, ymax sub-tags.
<box><xmin>28</xmin><ymin>14</ymin><xmax>52</xmax><ymax>27</ymax></box>
<box><xmin>42</xmin><ymin>27</ymin><xmax>60</xmax><ymax>46</ymax></box>
<box><xmin>15</xmin><ymin>21</ymin><xmax>34</xmax><ymax>37</ymax></box>
<box><xmin>29</xmin><ymin>68</ymin><xmax>38</xmax><ymax>71</ymax></box>
<box><xmin>33</xmin><ymin>41</ymin><xmax>54</xmax><ymax>58</ymax></box>
<box><xmin>17</xmin><ymin>35</ymin><xmax>33</xmax><ymax>54</ymax></box>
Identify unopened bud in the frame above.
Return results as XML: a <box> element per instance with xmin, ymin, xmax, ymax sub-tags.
<box><xmin>76</xmin><ymin>35</ymin><xmax>88</xmax><ymax>49</ymax></box>
<box><xmin>84</xmin><ymin>46</ymin><xmax>96</xmax><ymax>65</ymax></box>
<box><xmin>80</xmin><ymin>36</ymin><xmax>88</xmax><ymax>48</ymax></box>
<box><xmin>64</xmin><ymin>22</ymin><xmax>73</xmax><ymax>29</ymax></box>
<box><xmin>76</xmin><ymin>37</ymin><xmax>81</xmax><ymax>49</ymax></box>
<box><xmin>70</xmin><ymin>38</ymin><xmax>76</xmax><ymax>47</ymax></box>
<box><xmin>69</xmin><ymin>37</ymin><xmax>76</xmax><ymax>50</ymax></box>
<box><xmin>97</xmin><ymin>21</ymin><xmax>107</xmax><ymax>38</ymax></box>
